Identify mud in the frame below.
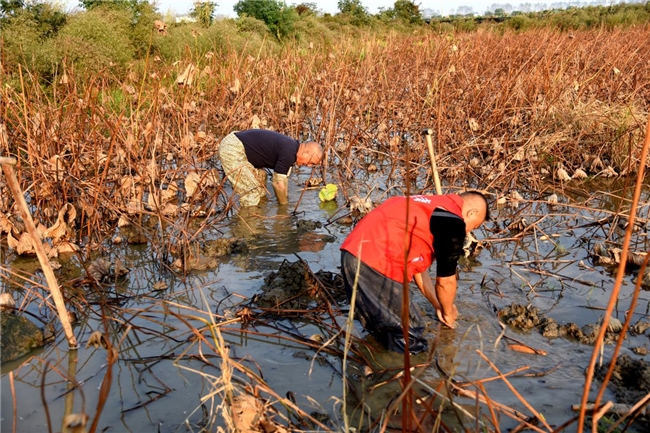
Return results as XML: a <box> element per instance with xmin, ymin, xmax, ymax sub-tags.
<box><xmin>296</xmin><ymin>218</ymin><xmax>322</xmax><ymax>233</ymax></box>
<box><xmin>166</xmin><ymin>238</ymin><xmax>248</xmax><ymax>272</ymax></box>
<box><xmin>498</xmin><ymin>303</ymin><xmax>636</xmax><ymax>345</ymax></box>
<box><xmin>202</xmin><ymin>237</ymin><xmax>249</xmax><ymax>257</ymax></box>
<box><xmin>595</xmin><ymin>354</ymin><xmax>650</xmax><ymax>428</ymax></box>
<box><xmin>0</xmin><ymin>312</ymin><xmax>44</xmax><ymax>363</ymax></box>
<box><xmin>254</xmin><ymin>259</ymin><xmax>346</xmax><ymax>310</ymax></box>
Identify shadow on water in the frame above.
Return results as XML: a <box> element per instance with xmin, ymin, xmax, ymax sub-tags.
<box><xmin>2</xmin><ymin>173</ymin><xmax>650</xmax><ymax>432</ymax></box>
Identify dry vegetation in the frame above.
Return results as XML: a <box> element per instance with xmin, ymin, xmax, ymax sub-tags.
<box><xmin>2</xmin><ymin>22</ymin><xmax>650</xmax><ymax>433</ymax></box>
<box><xmin>2</xmin><ymin>26</ymin><xmax>649</xmax><ymax>243</ymax></box>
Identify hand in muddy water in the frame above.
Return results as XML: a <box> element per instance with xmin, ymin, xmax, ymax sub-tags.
<box><xmin>436</xmin><ymin>304</ymin><xmax>458</xmax><ymax>329</ymax></box>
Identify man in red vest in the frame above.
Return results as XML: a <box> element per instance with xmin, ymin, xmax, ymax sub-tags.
<box><xmin>340</xmin><ymin>191</ymin><xmax>489</xmax><ymax>354</ymax></box>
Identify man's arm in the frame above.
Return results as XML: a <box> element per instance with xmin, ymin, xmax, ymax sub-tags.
<box><xmin>414</xmin><ymin>272</ymin><xmax>458</xmax><ymax>329</ymax></box>
<box><xmin>435</xmin><ymin>275</ymin><xmax>458</xmax><ymax>329</ymax></box>
<box><xmin>414</xmin><ymin>272</ymin><xmax>441</xmax><ymax>310</ymax></box>
<box><xmin>429</xmin><ymin>208</ymin><xmax>465</xmax><ymax>329</ymax></box>
<box><xmin>271</xmin><ymin>172</ymin><xmax>289</xmax><ymax>205</ymax></box>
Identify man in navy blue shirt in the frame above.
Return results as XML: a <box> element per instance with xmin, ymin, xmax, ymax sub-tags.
<box><xmin>219</xmin><ymin>129</ymin><xmax>323</xmax><ymax>206</ymax></box>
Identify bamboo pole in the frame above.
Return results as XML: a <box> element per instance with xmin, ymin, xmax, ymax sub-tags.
<box><xmin>423</xmin><ymin>129</ymin><xmax>443</xmax><ymax>195</ymax></box>
<box><xmin>0</xmin><ymin>156</ymin><xmax>78</xmax><ymax>348</ymax></box>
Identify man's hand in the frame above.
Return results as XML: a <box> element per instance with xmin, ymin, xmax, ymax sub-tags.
<box><xmin>435</xmin><ymin>274</ymin><xmax>458</xmax><ymax>329</ymax></box>
<box><xmin>436</xmin><ymin>304</ymin><xmax>458</xmax><ymax>329</ymax></box>
<box><xmin>415</xmin><ymin>272</ymin><xmax>459</xmax><ymax>329</ymax></box>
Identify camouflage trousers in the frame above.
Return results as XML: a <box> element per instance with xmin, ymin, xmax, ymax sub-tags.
<box><xmin>218</xmin><ymin>132</ymin><xmax>268</xmax><ymax>207</ymax></box>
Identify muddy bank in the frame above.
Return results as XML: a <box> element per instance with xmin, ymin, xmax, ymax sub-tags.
<box><xmin>595</xmin><ymin>354</ymin><xmax>650</xmax><ymax>428</ymax></box>
<box><xmin>254</xmin><ymin>259</ymin><xmax>346</xmax><ymax>311</ymax></box>
<box><xmin>497</xmin><ymin>303</ymin><xmax>650</xmax><ymax>345</ymax></box>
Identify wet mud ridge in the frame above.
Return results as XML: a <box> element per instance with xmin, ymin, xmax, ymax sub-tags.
<box><xmin>497</xmin><ymin>303</ymin><xmax>650</xmax><ymax>345</ymax></box>
<box><xmin>595</xmin><ymin>354</ymin><xmax>650</xmax><ymax>429</ymax></box>
<box><xmin>254</xmin><ymin>259</ymin><xmax>346</xmax><ymax>311</ymax></box>
<box><xmin>500</xmin><ymin>303</ymin><xmax>650</xmax><ymax>429</ymax></box>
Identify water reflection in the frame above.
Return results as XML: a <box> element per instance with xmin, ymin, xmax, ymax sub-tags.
<box><xmin>228</xmin><ymin>199</ymin><xmax>332</xmax><ymax>266</ymax></box>
<box><xmin>3</xmin><ymin>181</ymin><xmax>650</xmax><ymax>432</ymax></box>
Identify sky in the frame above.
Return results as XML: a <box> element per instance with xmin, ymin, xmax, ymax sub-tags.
<box><xmin>147</xmin><ymin>1</ymin><xmax>499</xmax><ymax>18</ymax></box>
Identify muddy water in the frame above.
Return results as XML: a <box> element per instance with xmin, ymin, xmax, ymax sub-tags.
<box><xmin>2</xmin><ymin>169</ymin><xmax>650</xmax><ymax>432</ymax></box>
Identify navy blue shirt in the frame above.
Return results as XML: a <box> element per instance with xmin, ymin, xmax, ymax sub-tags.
<box><xmin>234</xmin><ymin>129</ymin><xmax>300</xmax><ymax>175</ymax></box>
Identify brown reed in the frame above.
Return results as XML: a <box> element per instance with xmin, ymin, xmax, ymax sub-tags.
<box><xmin>1</xmin><ymin>24</ymin><xmax>650</xmax><ymax>433</ymax></box>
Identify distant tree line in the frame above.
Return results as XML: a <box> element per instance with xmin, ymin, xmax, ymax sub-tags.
<box><xmin>1</xmin><ymin>0</ymin><xmax>648</xmax><ymax>85</ymax></box>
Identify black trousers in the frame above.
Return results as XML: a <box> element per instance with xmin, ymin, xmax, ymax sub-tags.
<box><xmin>340</xmin><ymin>250</ymin><xmax>427</xmax><ymax>354</ymax></box>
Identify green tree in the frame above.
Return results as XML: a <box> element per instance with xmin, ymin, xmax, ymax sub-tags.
<box><xmin>337</xmin><ymin>0</ymin><xmax>366</xmax><ymax>15</ymax></box>
<box><xmin>393</xmin><ymin>0</ymin><xmax>422</xmax><ymax>23</ymax></box>
<box><xmin>0</xmin><ymin>0</ymin><xmax>66</xmax><ymax>38</ymax></box>
<box><xmin>294</xmin><ymin>2</ymin><xmax>318</xmax><ymax>15</ymax></box>
<box><xmin>337</xmin><ymin>0</ymin><xmax>369</xmax><ymax>25</ymax></box>
<box><xmin>190</xmin><ymin>1</ymin><xmax>216</xmax><ymax>27</ymax></box>
<box><xmin>0</xmin><ymin>0</ymin><xmax>24</xmax><ymax>18</ymax></box>
<box><xmin>56</xmin><ymin>6</ymin><xmax>134</xmax><ymax>74</ymax></box>
<box><xmin>78</xmin><ymin>1</ymin><xmax>158</xmax><ymax>57</ymax></box>
<box><xmin>79</xmin><ymin>0</ymin><xmax>138</xmax><ymax>10</ymax></box>
<box><xmin>233</xmin><ymin>0</ymin><xmax>297</xmax><ymax>39</ymax></box>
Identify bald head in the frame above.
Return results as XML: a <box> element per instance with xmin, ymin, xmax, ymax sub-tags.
<box><xmin>296</xmin><ymin>142</ymin><xmax>323</xmax><ymax>167</ymax></box>
<box><xmin>459</xmin><ymin>191</ymin><xmax>489</xmax><ymax>233</ymax></box>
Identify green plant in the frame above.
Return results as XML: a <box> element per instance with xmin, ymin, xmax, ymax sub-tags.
<box><xmin>507</xmin><ymin>14</ymin><xmax>533</xmax><ymax>31</ymax></box>
<box><xmin>337</xmin><ymin>0</ymin><xmax>369</xmax><ymax>25</ymax></box>
<box><xmin>190</xmin><ymin>1</ymin><xmax>216</xmax><ymax>28</ymax></box>
<box><xmin>101</xmin><ymin>88</ymin><xmax>130</xmax><ymax>116</ymax></box>
<box><xmin>235</xmin><ymin>15</ymin><xmax>270</xmax><ymax>35</ymax></box>
<box><xmin>393</xmin><ymin>0</ymin><xmax>422</xmax><ymax>24</ymax></box>
<box><xmin>54</xmin><ymin>6</ymin><xmax>135</xmax><ymax>75</ymax></box>
<box><xmin>233</xmin><ymin>0</ymin><xmax>297</xmax><ymax>39</ymax></box>
<box><xmin>0</xmin><ymin>12</ymin><xmax>59</xmax><ymax>81</ymax></box>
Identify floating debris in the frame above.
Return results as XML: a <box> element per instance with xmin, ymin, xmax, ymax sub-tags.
<box><xmin>0</xmin><ymin>293</ymin><xmax>15</xmax><ymax>311</ymax></box>
<box><xmin>555</xmin><ymin>166</ymin><xmax>571</xmax><ymax>181</ymax></box>
<box><xmin>506</xmin><ymin>218</ymin><xmax>528</xmax><ymax>233</ymax></box>
<box><xmin>591</xmin><ymin>243</ymin><xmax>647</xmax><ymax>268</ymax></box>
<box><xmin>309</xmin><ymin>334</ymin><xmax>324</xmax><ymax>343</ymax></box>
<box><xmin>598</xmin><ymin>166</ymin><xmax>618</xmax><ymax>178</ymax></box>
<box><xmin>598</xmin><ymin>315</ymin><xmax>623</xmax><ymax>333</ymax></box>
<box><xmin>296</xmin><ymin>219</ymin><xmax>322</xmax><ymax>233</ymax></box>
<box><xmin>62</xmin><ymin>413</ymin><xmax>88</xmax><ymax>433</ymax></box>
<box><xmin>507</xmin><ymin>343</ymin><xmax>547</xmax><ymax>356</ymax></box>
<box><xmin>86</xmin><ymin>331</ymin><xmax>108</xmax><ymax>349</ymax></box>
<box><xmin>572</xmin><ymin>168</ymin><xmax>588</xmax><ymax>179</ymax></box>
<box><xmin>87</xmin><ymin>257</ymin><xmax>130</xmax><ymax>283</ymax></box>
<box><xmin>203</xmin><ymin>238</ymin><xmax>248</xmax><ymax>257</ymax></box>
<box><xmin>632</xmin><ymin>321</ymin><xmax>650</xmax><ymax>335</ymax></box>
<box><xmin>306</xmin><ymin>177</ymin><xmax>323</xmax><ymax>187</ymax></box>
<box><xmin>348</xmin><ymin>195</ymin><xmax>373</xmax><ymax>217</ymax></box>
<box><xmin>508</xmin><ymin>190</ymin><xmax>523</xmax><ymax>208</ymax></box>
<box><xmin>152</xmin><ymin>281</ymin><xmax>168</xmax><ymax>291</ymax></box>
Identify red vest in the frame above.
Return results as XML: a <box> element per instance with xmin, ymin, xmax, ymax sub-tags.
<box><xmin>340</xmin><ymin>194</ymin><xmax>464</xmax><ymax>282</ymax></box>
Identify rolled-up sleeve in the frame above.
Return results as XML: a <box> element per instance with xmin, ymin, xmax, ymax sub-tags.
<box><xmin>430</xmin><ymin>209</ymin><xmax>466</xmax><ymax>277</ymax></box>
